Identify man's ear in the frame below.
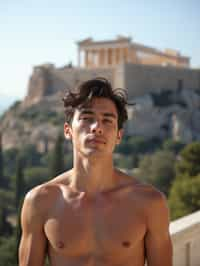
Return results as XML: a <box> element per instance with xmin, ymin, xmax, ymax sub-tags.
<box><xmin>64</xmin><ymin>122</ymin><xmax>72</xmax><ymax>140</ymax></box>
<box><xmin>116</xmin><ymin>129</ymin><xmax>123</xmax><ymax>145</ymax></box>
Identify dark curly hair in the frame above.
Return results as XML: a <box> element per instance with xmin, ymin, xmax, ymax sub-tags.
<box><xmin>62</xmin><ymin>77</ymin><xmax>128</xmax><ymax>129</ymax></box>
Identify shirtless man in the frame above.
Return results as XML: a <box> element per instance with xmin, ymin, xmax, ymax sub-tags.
<box><xmin>19</xmin><ymin>78</ymin><xmax>172</xmax><ymax>266</ymax></box>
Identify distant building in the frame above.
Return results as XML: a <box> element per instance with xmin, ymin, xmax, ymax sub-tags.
<box><xmin>77</xmin><ymin>36</ymin><xmax>190</xmax><ymax>68</ymax></box>
<box><xmin>1</xmin><ymin>36</ymin><xmax>200</xmax><ymax>151</ymax></box>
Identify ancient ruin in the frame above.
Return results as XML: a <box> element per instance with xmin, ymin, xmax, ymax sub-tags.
<box><xmin>77</xmin><ymin>36</ymin><xmax>190</xmax><ymax>68</ymax></box>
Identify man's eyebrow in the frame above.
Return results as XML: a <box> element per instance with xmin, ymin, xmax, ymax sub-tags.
<box><xmin>79</xmin><ymin>109</ymin><xmax>94</xmax><ymax>115</ymax></box>
<box><xmin>79</xmin><ymin>109</ymin><xmax>117</xmax><ymax>119</ymax></box>
<box><xmin>103</xmin><ymin>113</ymin><xmax>117</xmax><ymax>119</ymax></box>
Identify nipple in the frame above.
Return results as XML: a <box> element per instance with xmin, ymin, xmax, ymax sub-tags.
<box><xmin>57</xmin><ymin>241</ymin><xmax>65</xmax><ymax>249</ymax></box>
<box><xmin>122</xmin><ymin>241</ymin><xmax>131</xmax><ymax>248</ymax></box>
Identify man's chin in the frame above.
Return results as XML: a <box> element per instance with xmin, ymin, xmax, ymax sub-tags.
<box><xmin>83</xmin><ymin>147</ymin><xmax>105</xmax><ymax>156</ymax></box>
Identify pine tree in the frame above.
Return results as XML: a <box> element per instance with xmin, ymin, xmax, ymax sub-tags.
<box><xmin>50</xmin><ymin>134</ymin><xmax>65</xmax><ymax>177</ymax></box>
<box><xmin>0</xmin><ymin>207</ymin><xmax>7</xmax><ymax>235</ymax></box>
<box><xmin>15</xmin><ymin>156</ymin><xmax>25</xmax><ymax>209</ymax></box>
<box><xmin>15</xmin><ymin>200</ymin><xmax>23</xmax><ymax>263</ymax></box>
<box><xmin>169</xmin><ymin>141</ymin><xmax>200</xmax><ymax>219</ymax></box>
<box><xmin>0</xmin><ymin>132</ymin><xmax>4</xmax><ymax>187</ymax></box>
<box><xmin>175</xmin><ymin>141</ymin><xmax>200</xmax><ymax>178</ymax></box>
<box><xmin>0</xmin><ymin>192</ymin><xmax>12</xmax><ymax>236</ymax></box>
<box><xmin>169</xmin><ymin>175</ymin><xmax>200</xmax><ymax>220</ymax></box>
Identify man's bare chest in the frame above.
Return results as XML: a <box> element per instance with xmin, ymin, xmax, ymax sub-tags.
<box><xmin>44</xmin><ymin>191</ymin><xmax>146</xmax><ymax>258</ymax></box>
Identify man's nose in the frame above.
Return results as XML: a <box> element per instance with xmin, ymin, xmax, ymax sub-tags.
<box><xmin>91</xmin><ymin>121</ymin><xmax>103</xmax><ymax>134</ymax></box>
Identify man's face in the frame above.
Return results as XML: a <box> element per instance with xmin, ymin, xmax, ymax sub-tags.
<box><xmin>64</xmin><ymin>97</ymin><xmax>123</xmax><ymax>157</ymax></box>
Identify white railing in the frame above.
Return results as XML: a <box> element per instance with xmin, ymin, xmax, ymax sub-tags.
<box><xmin>170</xmin><ymin>210</ymin><xmax>200</xmax><ymax>266</ymax></box>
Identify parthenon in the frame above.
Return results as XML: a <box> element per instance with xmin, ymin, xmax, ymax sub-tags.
<box><xmin>77</xmin><ymin>36</ymin><xmax>190</xmax><ymax>68</ymax></box>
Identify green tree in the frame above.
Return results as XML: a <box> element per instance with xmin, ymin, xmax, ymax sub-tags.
<box><xmin>15</xmin><ymin>156</ymin><xmax>25</xmax><ymax>209</ymax></box>
<box><xmin>169</xmin><ymin>175</ymin><xmax>200</xmax><ymax>220</ymax></box>
<box><xmin>168</xmin><ymin>142</ymin><xmax>200</xmax><ymax>220</ymax></box>
<box><xmin>0</xmin><ymin>208</ymin><xmax>7</xmax><ymax>236</ymax></box>
<box><xmin>0</xmin><ymin>133</ymin><xmax>4</xmax><ymax>187</ymax></box>
<box><xmin>0</xmin><ymin>190</ymin><xmax>13</xmax><ymax>237</ymax></box>
<box><xmin>64</xmin><ymin>153</ymin><xmax>73</xmax><ymax>171</ymax></box>
<box><xmin>137</xmin><ymin>150</ymin><xmax>176</xmax><ymax>196</ymax></box>
<box><xmin>175</xmin><ymin>141</ymin><xmax>200</xmax><ymax>178</ymax></box>
<box><xmin>0</xmin><ymin>236</ymin><xmax>18</xmax><ymax>266</ymax></box>
<box><xmin>15</xmin><ymin>199</ymin><xmax>23</xmax><ymax>264</ymax></box>
<box><xmin>19</xmin><ymin>144</ymin><xmax>42</xmax><ymax>168</ymax></box>
<box><xmin>24</xmin><ymin>167</ymin><xmax>49</xmax><ymax>190</ymax></box>
<box><xmin>162</xmin><ymin>138</ymin><xmax>185</xmax><ymax>154</ymax></box>
<box><xmin>114</xmin><ymin>154</ymin><xmax>135</xmax><ymax>170</ymax></box>
<box><xmin>50</xmin><ymin>134</ymin><xmax>65</xmax><ymax>177</ymax></box>
<box><xmin>115</xmin><ymin>136</ymin><xmax>132</xmax><ymax>155</ymax></box>
<box><xmin>3</xmin><ymin>147</ymin><xmax>18</xmax><ymax>178</ymax></box>
<box><xmin>115</xmin><ymin>136</ymin><xmax>154</xmax><ymax>155</ymax></box>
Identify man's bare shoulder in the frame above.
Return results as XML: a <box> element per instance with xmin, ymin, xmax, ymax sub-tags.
<box><xmin>118</xmin><ymin>171</ymin><xmax>169</xmax><ymax>226</ymax></box>
<box><xmin>22</xmin><ymin>184</ymin><xmax>58</xmax><ymax>218</ymax></box>
<box><xmin>23</xmin><ymin>170</ymin><xmax>72</xmax><ymax>214</ymax></box>
<box><xmin>116</xmin><ymin>169</ymin><xmax>167</xmax><ymax>205</ymax></box>
<box><xmin>124</xmin><ymin>175</ymin><xmax>169</xmax><ymax>222</ymax></box>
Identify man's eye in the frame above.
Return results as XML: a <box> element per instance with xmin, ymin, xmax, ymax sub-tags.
<box><xmin>104</xmin><ymin>119</ymin><xmax>112</xmax><ymax>123</ymax></box>
<box><xmin>81</xmin><ymin>117</ymin><xmax>93</xmax><ymax>121</ymax></box>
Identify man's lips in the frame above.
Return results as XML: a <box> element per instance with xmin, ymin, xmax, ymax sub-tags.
<box><xmin>86</xmin><ymin>137</ymin><xmax>106</xmax><ymax>144</ymax></box>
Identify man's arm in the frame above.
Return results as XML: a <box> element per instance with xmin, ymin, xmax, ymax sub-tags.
<box><xmin>19</xmin><ymin>188</ymin><xmax>47</xmax><ymax>266</ymax></box>
<box><xmin>145</xmin><ymin>191</ymin><xmax>173</xmax><ymax>266</ymax></box>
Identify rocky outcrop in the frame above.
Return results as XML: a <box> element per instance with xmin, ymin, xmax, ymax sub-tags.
<box><xmin>0</xmin><ymin>96</ymin><xmax>64</xmax><ymax>152</ymax></box>
<box><xmin>126</xmin><ymin>88</ymin><xmax>200</xmax><ymax>143</ymax></box>
<box><xmin>23</xmin><ymin>64</ymin><xmax>68</xmax><ymax>107</ymax></box>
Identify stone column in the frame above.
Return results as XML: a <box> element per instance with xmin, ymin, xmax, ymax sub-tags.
<box><xmin>88</xmin><ymin>50</ymin><xmax>93</xmax><ymax>67</ymax></box>
<box><xmin>92</xmin><ymin>50</ymin><xmax>95</xmax><ymax>67</ymax></box>
<box><xmin>116</xmin><ymin>48</ymin><xmax>120</xmax><ymax>64</ymax></box>
<box><xmin>127</xmin><ymin>46</ymin><xmax>131</xmax><ymax>63</ymax></box>
<box><xmin>119</xmin><ymin>47</ymin><xmax>123</xmax><ymax>63</ymax></box>
<box><xmin>112</xmin><ymin>48</ymin><xmax>116</xmax><ymax>66</ymax></box>
<box><xmin>105</xmin><ymin>48</ymin><xmax>109</xmax><ymax>66</ymax></box>
<box><xmin>94</xmin><ymin>50</ymin><xmax>98</xmax><ymax>67</ymax></box>
<box><xmin>101</xmin><ymin>49</ymin><xmax>106</xmax><ymax>67</ymax></box>
<box><xmin>108</xmin><ymin>48</ymin><xmax>112</xmax><ymax>65</ymax></box>
<box><xmin>85</xmin><ymin>50</ymin><xmax>88</xmax><ymax>67</ymax></box>
<box><xmin>95</xmin><ymin>49</ymin><xmax>100</xmax><ymax>67</ymax></box>
<box><xmin>124</xmin><ymin>47</ymin><xmax>128</xmax><ymax>62</ymax></box>
<box><xmin>98</xmin><ymin>49</ymin><xmax>102</xmax><ymax>67</ymax></box>
<box><xmin>78</xmin><ymin>47</ymin><xmax>80</xmax><ymax>67</ymax></box>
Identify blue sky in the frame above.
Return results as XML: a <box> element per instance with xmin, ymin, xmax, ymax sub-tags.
<box><xmin>0</xmin><ymin>0</ymin><xmax>199</xmax><ymax>100</ymax></box>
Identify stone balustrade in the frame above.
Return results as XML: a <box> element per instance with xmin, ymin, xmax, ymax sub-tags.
<box><xmin>170</xmin><ymin>210</ymin><xmax>200</xmax><ymax>266</ymax></box>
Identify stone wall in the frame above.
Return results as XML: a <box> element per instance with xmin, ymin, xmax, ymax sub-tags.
<box><xmin>24</xmin><ymin>62</ymin><xmax>200</xmax><ymax>108</ymax></box>
<box><xmin>24</xmin><ymin>64</ymin><xmax>115</xmax><ymax>107</ymax></box>
<box><xmin>119</xmin><ymin>63</ymin><xmax>200</xmax><ymax>99</ymax></box>
<box><xmin>53</xmin><ymin>66</ymin><xmax>114</xmax><ymax>90</ymax></box>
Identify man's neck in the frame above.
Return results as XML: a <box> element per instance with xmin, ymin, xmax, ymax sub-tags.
<box><xmin>69</xmin><ymin>154</ymin><xmax>117</xmax><ymax>196</ymax></box>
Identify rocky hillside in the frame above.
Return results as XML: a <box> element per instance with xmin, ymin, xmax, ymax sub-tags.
<box><xmin>126</xmin><ymin>87</ymin><xmax>200</xmax><ymax>143</ymax></box>
<box><xmin>1</xmin><ymin>63</ymin><xmax>200</xmax><ymax>151</ymax></box>
<box><xmin>0</xmin><ymin>63</ymin><xmax>78</xmax><ymax>151</ymax></box>
<box><xmin>0</xmin><ymin>94</ymin><xmax>65</xmax><ymax>151</ymax></box>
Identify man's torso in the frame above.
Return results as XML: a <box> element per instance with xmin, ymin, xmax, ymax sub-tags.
<box><xmin>39</xmin><ymin>172</ymin><xmax>153</xmax><ymax>266</ymax></box>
